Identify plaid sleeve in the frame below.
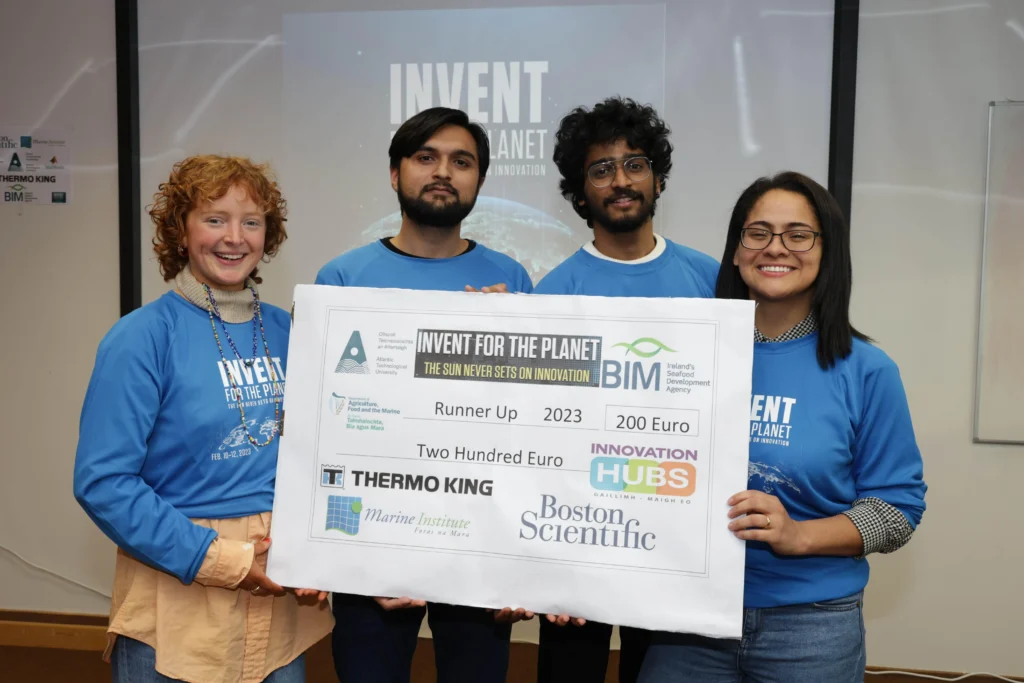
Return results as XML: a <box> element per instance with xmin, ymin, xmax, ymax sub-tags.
<box><xmin>842</xmin><ymin>497</ymin><xmax>915</xmax><ymax>555</ymax></box>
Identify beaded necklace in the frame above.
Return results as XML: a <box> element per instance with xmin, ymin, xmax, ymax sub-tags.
<box><xmin>206</xmin><ymin>286</ymin><xmax>259</xmax><ymax>366</ymax></box>
<box><xmin>203</xmin><ymin>283</ymin><xmax>282</xmax><ymax>448</ymax></box>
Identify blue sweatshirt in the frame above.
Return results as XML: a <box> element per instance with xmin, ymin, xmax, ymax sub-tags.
<box><xmin>73</xmin><ymin>292</ymin><xmax>290</xmax><ymax>584</ymax></box>
<box><xmin>533</xmin><ymin>239</ymin><xmax>719</xmax><ymax>296</ymax></box>
<box><xmin>315</xmin><ymin>240</ymin><xmax>533</xmax><ymax>293</ymax></box>
<box><xmin>745</xmin><ymin>334</ymin><xmax>926</xmax><ymax>608</ymax></box>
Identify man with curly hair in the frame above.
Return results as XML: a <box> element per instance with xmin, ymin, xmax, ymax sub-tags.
<box><xmin>535</xmin><ymin>97</ymin><xmax>720</xmax><ymax>683</ymax></box>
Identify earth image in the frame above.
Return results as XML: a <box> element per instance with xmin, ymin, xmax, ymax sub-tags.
<box><xmin>360</xmin><ymin>195</ymin><xmax>587</xmax><ymax>283</ymax></box>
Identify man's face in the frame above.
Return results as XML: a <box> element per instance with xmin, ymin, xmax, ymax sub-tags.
<box><xmin>580</xmin><ymin>138</ymin><xmax>660</xmax><ymax>234</ymax></box>
<box><xmin>391</xmin><ymin>124</ymin><xmax>484</xmax><ymax>229</ymax></box>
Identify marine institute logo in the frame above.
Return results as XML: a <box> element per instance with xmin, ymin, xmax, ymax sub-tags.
<box><xmin>326</xmin><ymin>495</ymin><xmax>363</xmax><ymax>535</ymax></box>
<box><xmin>335</xmin><ymin>331</ymin><xmax>370</xmax><ymax>374</ymax></box>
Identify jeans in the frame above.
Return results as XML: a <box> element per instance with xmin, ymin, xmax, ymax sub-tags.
<box><xmin>111</xmin><ymin>636</ymin><xmax>305</xmax><ymax>683</ymax></box>
<box><xmin>537</xmin><ymin>618</ymin><xmax>651</xmax><ymax>683</ymax></box>
<box><xmin>638</xmin><ymin>592</ymin><xmax>866</xmax><ymax>683</ymax></box>
<box><xmin>331</xmin><ymin>592</ymin><xmax>512</xmax><ymax>683</ymax></box>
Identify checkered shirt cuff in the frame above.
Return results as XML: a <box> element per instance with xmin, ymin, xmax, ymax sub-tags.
<box><xmin>842</xmin><ymin>497</ymin><xmax>915</xmax><ymax>556</ymax></box>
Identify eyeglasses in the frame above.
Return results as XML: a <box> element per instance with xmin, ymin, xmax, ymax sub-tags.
<box><xmin>586</xmin><ymin>156</ymin><xmax>652</xmax><ymax>188</ymax></box>
<box><xmin>740</xmin><ymin>228</ymin><xmax>821</xmax><ymax>252</ymax></box>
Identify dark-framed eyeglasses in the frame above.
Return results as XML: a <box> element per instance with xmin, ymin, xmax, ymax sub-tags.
<box><xmin>586</xmin><ymin>156</ymin><xmax>653</xmax><ymax>188</ymax></box>
<box><xmin>739</xmin><ymin>227</ymin><xmax>821</xmax><ymax>252</ymax></box>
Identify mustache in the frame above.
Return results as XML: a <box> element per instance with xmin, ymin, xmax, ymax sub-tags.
<box><xmin>604</xmin><ymin>190</ymin><xmax>643</xmax><ymax>205</ymax></box>
<box><xmin>422</xmin><ymin>183</ymin><xmax>459</xmax><ymax>198</ymax></box>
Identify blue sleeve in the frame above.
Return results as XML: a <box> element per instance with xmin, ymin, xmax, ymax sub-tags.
<box><xmin>515</xmin><ymin>265</ymin><xmax>534</xmax><ymax>294</ymax></box>
<box><xmin>315</xmin><ymin>261</ymin><xmax>344</xmax><ymax>286</ymax></box>
<box><xmin>851</xmin><ymin>359</ymin><xmax>927</xmax><ymax>527</ymax></box>
<box><xmin>73</xmin><ymin>322</ymin><xmax>216</xmax><ymax>584</ymax></box>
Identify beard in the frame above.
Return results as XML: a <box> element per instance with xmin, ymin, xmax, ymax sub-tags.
<box><xmin>397</xmin><ymin>180</ymin><xmax>478</xmax><ymax>229</ymax></box>
<box><xmin>587</xmin><ymin>188</ymin><xmax>658</xmax><ymax>234</ymax></box>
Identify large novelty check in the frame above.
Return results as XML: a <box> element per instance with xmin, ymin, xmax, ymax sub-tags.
<box><xmin>268</xmin><ymin>285</ymin><xmax>753</xmax><ymax>637</ymax></box>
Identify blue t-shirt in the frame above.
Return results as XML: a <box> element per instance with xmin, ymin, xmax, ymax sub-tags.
<box><xmin>315</xmin><ymin>240</ymin><xmax>533</xmax><ymax>293</ymax></box>
<box><xmin>744</xmin><ymin>334</ymin><xmax>927</xmax><ymax>608</ymax></box>
<box><xmin>533</xmin><ymin>239</ymin><xmax>719</xmax><ymax>296</ymax></box>
<box><xmin>74</xmin><ymin>291</ymin><xmax>290</xmax><ymax>584</ymax></box>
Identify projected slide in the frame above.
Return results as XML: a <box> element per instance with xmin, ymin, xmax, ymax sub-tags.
<box><xmin>282</xmin><ymin>6</ymin><xmax>665</xmax><ymax>282</ymax></box>
<box><xmin>138</xmin><ymin>0</ymin><xmax>833</xmax><ymax>305</ymax></box>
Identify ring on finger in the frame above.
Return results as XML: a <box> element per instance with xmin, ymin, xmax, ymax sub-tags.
<box><xmin>764</xmin><ymin>516</ymin><xmax>772</xmax><ymax>529</ymax></box>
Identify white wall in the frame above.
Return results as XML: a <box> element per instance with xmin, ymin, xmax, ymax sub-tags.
<box><xmin>853</xmin><ymin>0</ymin><xmax>1024</xmax><ymax>675</ymax></box>
<box><xmin>0</xmin><ymin>0</ymin><xmax>117</xmax><ymax>614</ymax></box>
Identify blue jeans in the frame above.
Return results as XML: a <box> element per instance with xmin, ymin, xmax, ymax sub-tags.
<box><xmin>331</xmin><ymin>593</ymin><xmax>511</xmax><ymax>683</ymax></box>
<box><xmin>638</xmin><ymin>592</ymin><xmax>866</xmax><ymax>683</ymax></box>
<box><xmin>111</xmin><ymin>635</ymin><xmax>305</xmax><ymax>683</ymax></box>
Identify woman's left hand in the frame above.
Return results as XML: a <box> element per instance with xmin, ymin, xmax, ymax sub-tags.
<box><xmin>727</xmin><ymin>490</ymin><xmax>807</xmax><ymax>556</ymax></box>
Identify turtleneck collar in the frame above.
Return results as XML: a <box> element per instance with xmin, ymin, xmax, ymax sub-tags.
<box><xmin>173</xmin><ymin>264</ymin><xmax>257</xmax><ymax>324</ymax></box>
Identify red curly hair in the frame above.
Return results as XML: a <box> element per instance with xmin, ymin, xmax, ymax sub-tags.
<box><xmin>150</xmin><ymin>155</ymin><xmax>288</xmax><ymax>283</ymax></box>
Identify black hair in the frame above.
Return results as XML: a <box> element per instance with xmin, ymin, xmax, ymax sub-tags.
<box><xmin>715</xmin><ymin>171</ymin><xmax>871</xmax><ymax>369</ymax></box>
<box><xmin>388</xmin><ymin>107</ymin><xmax>490</xmax><ymax>182</ymax></box>
<box><xmin>552</xmin><ymin>96</ymin><xmax>672</xmax><ymax>224</ymax></box>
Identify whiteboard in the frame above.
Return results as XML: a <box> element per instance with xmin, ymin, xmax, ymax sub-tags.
<box><xmin>975</xmin><ymin>101</ymin><xmax>1024</xmax><ymax>444</ymax></box>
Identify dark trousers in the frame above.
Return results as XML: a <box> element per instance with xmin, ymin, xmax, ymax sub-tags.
<box><xmin>538</xmin><ymin>618</ymin><xmax>652</xmax><ymax>683</ymax></box>
<box><xmin>331</xmin><ymin>593</ymin><xmax>512</xmax><ymax>683</ymax></box>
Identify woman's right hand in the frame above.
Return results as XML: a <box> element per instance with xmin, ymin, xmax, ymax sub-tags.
<box><xmin>237</xmin><ymin>538</ymin><xmax>286</xmax><ymax>596</ymax></box>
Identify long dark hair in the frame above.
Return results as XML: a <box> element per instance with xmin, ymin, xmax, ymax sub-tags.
<box><xmin>715</xmin><ymin>171</ymin><xmax>870</xmax><ymax>368</ymax></box>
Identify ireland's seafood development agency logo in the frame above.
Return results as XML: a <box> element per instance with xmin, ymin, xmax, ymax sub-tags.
<box><xmin>601</xmin><ymin>336</ymin><xmax>676</xmax><ymax>392</ymax></box>
<box><xmin>613</xmin><ymin>337</ymin><xmax>676</xmax><ymax>358</ymax></box>
<box><xmin>335</xmin><ymin>331</ymin><xmax>371</xmax><ymax>374</ymax></box>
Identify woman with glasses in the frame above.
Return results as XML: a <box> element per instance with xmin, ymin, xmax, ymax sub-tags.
<box><xmin>638</xmin><ymin>172</ymin><xmax>927</xmax><ymax>683</ymax></box>
<box><xmin>74</xmin><ymin>155</ymin><xmax>333</xmax><ymax>683</ymax></box>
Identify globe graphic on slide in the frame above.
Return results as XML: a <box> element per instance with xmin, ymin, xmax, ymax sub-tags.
<box><xmin>361</xmin><ymin>196</ymin><xmax>585</xmax><ymax>282</ymax></box>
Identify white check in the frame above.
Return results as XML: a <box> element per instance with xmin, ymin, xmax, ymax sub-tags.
<box><xmin>268</xmin><ymin>285</ymin><xmax>754</xmax><ymax>638</ymax></box>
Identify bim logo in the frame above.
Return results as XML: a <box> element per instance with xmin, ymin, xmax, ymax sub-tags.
<box><xmin>613</xmin><ymin>337</ymin><xmax>676</xmax><ymax>358</ymax></box>
<box><xmin>590</xmin><ymin>457</ymin><xmax>696</xmax><ymax>496</ymax></box>
<box><xmin>601</xmin><ymin>338</ymin><xmax>675</xmax><ymax>392</ymax></box>
<box><xmin>326</xmin><ymin>495</ymin><xmax>363</xmax><ymax>535</ymax></box>
<box><xmin>335</xmin><ymin>331</ymin><xmax>370</xmax><ymax>374</ymax></box>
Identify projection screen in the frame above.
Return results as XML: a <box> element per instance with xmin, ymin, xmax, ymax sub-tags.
<box><xmin>137</xmin><ymin>0</ymin><xmax>836</xmax><ymax>309</ymax></box>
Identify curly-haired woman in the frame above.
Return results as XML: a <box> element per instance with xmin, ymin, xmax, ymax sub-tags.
<box><xmin>74</xmin><ymin>155</ymin><xmax>333</xmax><ymax>683</ymax></box>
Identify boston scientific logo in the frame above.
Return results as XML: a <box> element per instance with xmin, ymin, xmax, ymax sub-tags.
<box><xmin>519</xmin><ymin>494</ymin><xmax>655</xmax><ymax>550</ymax></box>
<box><xmin>326</xmin><ymin>495</ymin><xmax>363</xmax><ymax>535</ymax></box>
<box><xmin>335</xmin><ymin>331</ymin><xmax>370</xmax><ymax>374</ymax></box>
